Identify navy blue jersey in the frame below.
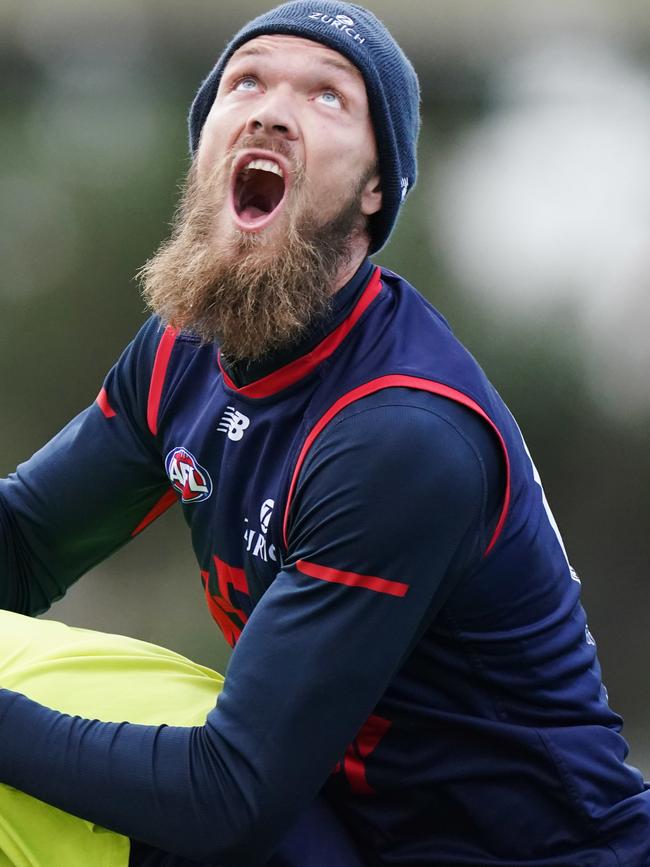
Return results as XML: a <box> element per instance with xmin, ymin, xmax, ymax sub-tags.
<box><xmin>0</xmin><ymin>259</ymin><xmax>649</xmax><ymax>865</ymax></box>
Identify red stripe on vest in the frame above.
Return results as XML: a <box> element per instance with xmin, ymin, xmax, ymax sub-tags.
<box><xmin>219</xmin><ymin>268</ymin><xmax>382</xmax><ymax>399</ymax></box>
<box><xmin>147</xmin><ymin>326</ymin><xmax>178</xmax><ymax>436</ymax></box>
<box><xmin>283</xmin><ymin>376</ymin><xmax>511</xmax><ymax>559</ymax></box>
<box><xmin>296</xmin><ymin>559</ymin><xmax>408</xmax><ymax>598</ymax></box>
<box><xmin>96</xmin><ymin>387</ymin><xmax>116</xmax><ymax>419</ymax></box>
<box><xmin>130</xmin><ymin>488</ymin><xmax>178</xmax><ymax>537</ymax></box>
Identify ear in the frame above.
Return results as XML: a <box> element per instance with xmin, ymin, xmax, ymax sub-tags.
<box><xmin>360</xmin><ymin>173</ymin><xmax>382</xmax><ymax>217</ymax></box>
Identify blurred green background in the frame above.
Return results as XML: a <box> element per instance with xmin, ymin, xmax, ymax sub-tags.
<box><xmin>1</xmin><ymin>1</ymin><xmax>649</xmax><ymax>772</ymax></box>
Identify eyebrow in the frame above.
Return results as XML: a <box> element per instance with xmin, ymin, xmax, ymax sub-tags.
<box><xmin>319</xmin><ymin>56</ymin><xmax>359</xmax><ymax>77</ymax></box>
<box><xmin>230</xmin><ymin>45</ymin><xmax>266</xmax><ymax>59</ymax></box>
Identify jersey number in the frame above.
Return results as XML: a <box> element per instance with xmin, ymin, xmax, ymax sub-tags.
<box><xmin>334</xmin><ymin>714</ymin><xmax>391</xmax><ymax>795</ymax></box>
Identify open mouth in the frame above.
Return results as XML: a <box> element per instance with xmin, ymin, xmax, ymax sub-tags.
<box><xmin>231</xmin><ymin>155</ymin><xmax>288</xmax><ymax>231</ymax></box>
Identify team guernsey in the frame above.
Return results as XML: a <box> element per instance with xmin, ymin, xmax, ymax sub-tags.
<box><xmin>0</xmin><ymin>259</ymin><xmax>649</xmax><ymax>865</ymax></box>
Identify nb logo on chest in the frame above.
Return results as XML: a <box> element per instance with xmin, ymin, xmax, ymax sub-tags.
<box><xmin>218</xmin><ymin>406</ymin><xmax>250</xmax><ymax>441</ymax></box>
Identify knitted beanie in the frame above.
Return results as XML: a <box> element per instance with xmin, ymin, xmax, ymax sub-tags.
<box><xmin>188</xmin><ymin>1</ymin><xmax>420</xmax><ymax>253</ymax></box>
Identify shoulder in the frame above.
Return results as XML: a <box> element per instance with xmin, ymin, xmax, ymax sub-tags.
<box><xmin>293</xmin><ymin>389</ymin><xmax>505</xmax><ymax>540</ymax></box>
<box><xmin>303</xmin><ymin>388</ymin><xmax>505</xmax><ymax>537</ymax></box>
<box><xmin>132</xmin><ymin>317</ymin><xmax>202</xmax><ymax>356</ymax></box>
<box><xmin>307</xmin><ymin>388</ymin><xmax>503</xmax><ymax>485</ymax></box>
<box><xmin>124</xmin><ymin>317</ymin><xmax>211</xmax><ymax>385</ymax></box>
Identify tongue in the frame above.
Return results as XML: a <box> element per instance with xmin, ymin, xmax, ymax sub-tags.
<box><xmin>240</xmin><ymin>204</ymin><xmax>268</xmax><ymax>222</ymax></box>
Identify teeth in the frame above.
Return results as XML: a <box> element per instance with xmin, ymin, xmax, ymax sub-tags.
<box><xmin>242</xmin><ymin>158</ymin><xmax>284</xmax><ymax>178</ymax></box>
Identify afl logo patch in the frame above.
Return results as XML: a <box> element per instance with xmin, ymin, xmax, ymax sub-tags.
<box><xmin>165</xmin><ymin>448</ymin><xmax>212</xmax><ymax>503</ymax></box>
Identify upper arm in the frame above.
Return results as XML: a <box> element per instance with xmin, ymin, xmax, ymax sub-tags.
<box><xmin>287</xmin><ymin>388</ymin><xmax>504</xmax><ymax>612</ymax></box>
<box><xmin>0</xmin><ymin>317</ymin><xmax>175</xmax><ymax>614</ymax></box>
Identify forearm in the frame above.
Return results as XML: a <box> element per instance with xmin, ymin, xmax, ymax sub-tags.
<box><xmin>0</xmin><ymin>552</ymin><xmax>447</xmax><ymax>865</ymax></box>
<box><xmin>0</xmin><ymin>690</ymin><xmax>259</xmax><ymax>865</ymax></box>
<box><xmin>0</xmin><ymin>556</ymin><xmax>431</xmax><ymax>865</ymax></box>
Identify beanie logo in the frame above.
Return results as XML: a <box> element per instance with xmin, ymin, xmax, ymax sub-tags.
<box><xmin>308</xmin><ymin>12</ymin><xmax>366</xmax><ymax>44</ymax></box>
<box><xmin>400</xmin><ymin>177</ymin><xmax>409</xmax><ymax>202</ymax></box>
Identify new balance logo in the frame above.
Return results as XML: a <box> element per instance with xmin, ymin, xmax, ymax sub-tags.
<box><xmin>218</xmin><ymin>407</ymin><xmax>250</xmax><ymax>441</ymax></box>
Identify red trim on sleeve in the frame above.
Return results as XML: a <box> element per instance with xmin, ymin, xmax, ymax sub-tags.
<box><xmin>130</xmin><ymin>488</ymin><xmax>178</xmax><ymax>537</ymax></box>
<box><xmin>147</xmin><ymin>326</ymin><xmax>178</xmax><ymax>435</ymax></box>
<box><xmin>218</xmin><ymin>267</ymin><xmax>382</xmax><ymax>399</ymax></box>
<box><xmin>282</xmin><ymin>376</ymin><xmax>511</xmax><ymax>559</ymax></box>
<box><xmin>96</xmin><ymin>387</ymin><xmax>117</xmax><ymax>419</ymax></box>
<box><xmin>296</xmin><ymin>559</ymin><xmax>409</xmax><ymax>598</ymax></box>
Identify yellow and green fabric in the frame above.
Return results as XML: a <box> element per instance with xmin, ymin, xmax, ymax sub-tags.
<box><xmin>0</xmin><ymin>611</ymin><xmax>223</xmax><ymax>867</ymax></box>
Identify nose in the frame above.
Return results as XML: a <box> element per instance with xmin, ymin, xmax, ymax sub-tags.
<box><xmin>246</xmin><ymin>87</ymin><xmax>299</xmax><ymax>141</ymax></box>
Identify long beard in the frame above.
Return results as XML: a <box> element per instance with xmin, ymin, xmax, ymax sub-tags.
<box><xmin>139</xmin><ymin>142</ymin><xmax>371</xmax><ymax>361</ymax></box>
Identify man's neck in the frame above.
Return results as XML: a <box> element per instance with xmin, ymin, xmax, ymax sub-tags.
<box><xmin>330</xmin><ymin>236</ymin><xmax>371</xmax><ymax>296</ymax></box>
<box><xmin>221</xmin><ymin>255</ymin><xmax>374</xmax><ymax>389</ymax></box>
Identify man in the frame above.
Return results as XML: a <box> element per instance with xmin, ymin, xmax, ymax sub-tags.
<box><xmin>0</xmin><ymin>2</ymin><xmax>649</xmax><ymax>865</ymax></box>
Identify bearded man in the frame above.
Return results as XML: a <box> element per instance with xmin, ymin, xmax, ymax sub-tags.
<box><xmin>1</xmin><ymin>3</ymin><xmax>649</xmax><ymax>867</ymax></box>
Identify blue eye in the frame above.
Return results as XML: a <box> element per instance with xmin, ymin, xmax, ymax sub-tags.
<box><xmin>318</xmin><ymin>90</ymin><xmax>342</xmax><ymax>109</ymax></box>
<box><xmin>235</xmin><ymin>77</ymin><xmax>258</xmax><ymax>92</ymax></box>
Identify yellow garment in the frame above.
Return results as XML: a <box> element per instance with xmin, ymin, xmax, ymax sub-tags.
<box><xmin>0</xmin><ymin>611</ymin><xmax>224</xmax><ymax>867</ymax></box>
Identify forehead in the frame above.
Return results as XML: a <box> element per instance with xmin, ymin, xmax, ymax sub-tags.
<box><xmin>225</xmin><ymin>34</ymin><xmax>365</xmax><ymax>85</ymax></box>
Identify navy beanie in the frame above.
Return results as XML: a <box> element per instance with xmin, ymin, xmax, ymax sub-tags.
<box><xmin>188</xmin><ymin>1</ymin><xmax>420</xmax><ymax>253</ymax></box>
